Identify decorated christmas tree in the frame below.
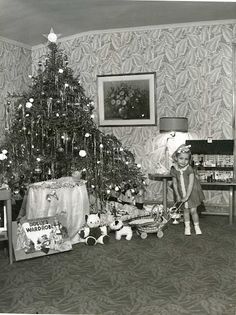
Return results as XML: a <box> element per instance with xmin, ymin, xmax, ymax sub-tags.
<box><xmin>1</xmin><ymin>37</ymin><xmax>146</xmax><ymax>210</ymax></box>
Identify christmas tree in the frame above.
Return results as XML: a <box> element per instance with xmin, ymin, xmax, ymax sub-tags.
<box><xmin>1</xmin><ymin>38</ymin><xmax>146</xmax><ymax>209</ymax></box>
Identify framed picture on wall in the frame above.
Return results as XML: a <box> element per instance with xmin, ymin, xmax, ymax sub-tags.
<box><xmin>97</xmin><ymin>72</ymin><xmax>156</xmax><ymax>126</ymax></box>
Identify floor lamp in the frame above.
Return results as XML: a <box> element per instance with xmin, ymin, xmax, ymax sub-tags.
<box><xmin>160</xmin><ymin>117</ymin><xmax>188</xmax><ymax>171</ymax></box>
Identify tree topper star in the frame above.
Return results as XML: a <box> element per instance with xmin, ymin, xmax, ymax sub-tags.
<box><xmin>43</xmin><ymin>28</ymin><xmax>61</xmax><ymax>43</ymax></box>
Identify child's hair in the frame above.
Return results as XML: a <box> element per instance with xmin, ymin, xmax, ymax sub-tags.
<box><xmin>172</xmin><ymin>144</ymin><xmax>192</xmax><ymax>162</ymax></box>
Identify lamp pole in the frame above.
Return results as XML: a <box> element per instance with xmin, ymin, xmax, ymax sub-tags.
<box><xmin>165</xmin><ymin>132</ymin><xmax>176</xmax><ymax>172</ymax></box>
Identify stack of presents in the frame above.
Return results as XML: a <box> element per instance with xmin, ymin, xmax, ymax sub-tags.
<box><xmin>12</xmin><ymin>176</ymin><xmax>183</xmax><ymax>260</ymax></box>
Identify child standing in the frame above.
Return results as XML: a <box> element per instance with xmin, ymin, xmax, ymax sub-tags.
<box><xmin>170</xmin><ymin>144</ymin><xmax>204</xmax><ymax>235</ymax></box>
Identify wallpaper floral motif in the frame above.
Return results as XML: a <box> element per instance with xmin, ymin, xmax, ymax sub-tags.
<box><xmin>9</xmin><ymin>22</ymin><xmax>236</xmax><ymax>210</ymax></box>
<box><xmin>0</xmin><ymin>40</ymin><xmax>31</xmax><ymax>143</ymax></box>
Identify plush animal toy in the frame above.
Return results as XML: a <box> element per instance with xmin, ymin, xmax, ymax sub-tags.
<box><xmin>109</xmin><ymin>219</ymin><xmax>133</xmax><ymax>240</ymax></box>
<box><xmin>79</xmin><ymin>213</ymin><xmax>109</xmax><ymax>246</ymax></box>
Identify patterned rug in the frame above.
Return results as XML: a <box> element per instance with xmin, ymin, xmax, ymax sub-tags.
<box><xmin>0</xmin><ymin>215</ymin><xmax>236</xmax><ymax>315</ymax></box>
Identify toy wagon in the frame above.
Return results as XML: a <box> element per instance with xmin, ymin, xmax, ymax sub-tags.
<box><xmin>128</xmin><ymin>202</ymin><xmax>184</xmax><ymax>239</ymax></box>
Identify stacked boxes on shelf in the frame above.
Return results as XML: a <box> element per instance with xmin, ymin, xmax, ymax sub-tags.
<box><xmin>187</xmin><ymin>140</ymin><xmax>234</xmax><ymax>183</ymax></box>
<box><xmin>192</xmin><ymin>154</ymin><xmax>234</xmax><ymax>168</ymax></box>
<box><xmin>197</xmin><ymin>170</ymin><xmax>233</xmax><ymax>183</ymax></box>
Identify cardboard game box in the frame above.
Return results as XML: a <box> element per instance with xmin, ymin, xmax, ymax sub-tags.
<box><xmin>12</xmin><ymin>213</ymin><xmax>72</xmax><ymax>261</ymax></box>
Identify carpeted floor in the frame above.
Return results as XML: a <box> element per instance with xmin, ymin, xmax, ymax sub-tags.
<box><xmin>0</xmin><ymin>215</ymin><xmax>236</xmax><ymax>315</ymax></box>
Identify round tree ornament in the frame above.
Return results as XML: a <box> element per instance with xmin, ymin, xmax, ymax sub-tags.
<box><xmin>79</xmin><ymin>150</ymin><xmax>87</xmax><ymax>157</ymax></box>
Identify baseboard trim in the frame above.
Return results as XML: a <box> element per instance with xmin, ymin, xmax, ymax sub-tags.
<box><xmin>201</xmin><ymin>211</ymin><xmax>228</xmax><ymax>216</ymax></box>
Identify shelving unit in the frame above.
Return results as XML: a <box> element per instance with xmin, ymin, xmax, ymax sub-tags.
<box><xmin>186</xmin><ymin>139</ymin><xmax>235</xmax><ymax>224</ymax></box>
<box><xmin>0</xmin><ymin>190</ymin><xmax>13</xmax><ymax>264</ymax></box>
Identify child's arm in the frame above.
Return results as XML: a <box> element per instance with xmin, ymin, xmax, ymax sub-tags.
<box><xmin>170</xmin><ymin>166</ymin><xmax>181</xmax><ymax>202</ymax></box>
<box><xmin>181</xmin><ymin>173</ymin><xmax>194</xmax><ymax>202</ymax></box>
<box><xmin>172</xmin><ymin>177</ymin><xmax>181</xmax><ymax>202</ymax></box>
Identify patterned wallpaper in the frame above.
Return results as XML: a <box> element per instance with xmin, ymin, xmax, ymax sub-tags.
<box><xmin>32</xmin><ymin>22</ymin><xmax>236</xmax><ymax>210</ymax></box>
<box><xmin>0</xmin><ymin>39</ymin><xmax>31</xmax><ymax>143</ymax></box>
<box><xmin>3</xmin><ymin>21</ymin><xmax>236</xmax><ymax>210</ymax></box>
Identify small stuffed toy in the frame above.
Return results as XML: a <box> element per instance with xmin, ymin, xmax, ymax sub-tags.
<box><xmin>109</xmin><ymin>219</ymin><xmax>133</xmax><ymax>241</ymax></box>
<box><xmin>79</xmin><ymin>213</ymin><xmax>109</xmax><ymax>246</ymax></box>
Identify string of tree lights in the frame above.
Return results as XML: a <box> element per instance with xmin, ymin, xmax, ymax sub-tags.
<box><xmin>1</xmin><ymin>38</ymin><xmax>146</xmax><ymax>209</ymax></box>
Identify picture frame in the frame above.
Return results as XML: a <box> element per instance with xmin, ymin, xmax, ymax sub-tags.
<box><xmin>97</xmin><ymin>72</ymin><xmax>156</xmax><ymax>126</ymax></box>
<box><xmin>0</xmin><ymin>204</ymin><xmax>7</xmax><ymax>232</ymax></box>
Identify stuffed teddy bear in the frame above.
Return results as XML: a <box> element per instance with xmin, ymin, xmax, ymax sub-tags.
<box><xmin>109</xmin><ymin>219</ymin><xmax>133</xmax><ymax>241</ymax></box>
<box><xmin>79</xmin><ymin>213</ymin><xmax>109</xmax><ymax>246</ymax></box>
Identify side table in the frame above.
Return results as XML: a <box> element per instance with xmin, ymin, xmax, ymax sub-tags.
<box><xmin>200</xmin><ymin>182</ymin><xmax>236</xmax><ymax>225</ymax></box>
<box><xmin>148</xmin><ymin>173</ymin><xmax>172</xmax><ymax>213</ymax></box>
<box><xmin>0</xmin><ymin>189</ymin><xmax>13</xmax><ymax>264</ymax></box>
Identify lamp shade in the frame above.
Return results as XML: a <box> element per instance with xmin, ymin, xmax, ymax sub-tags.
<box><xmin>159</xmin><ymin>117</ymin><xmax>188</xmax><ymax>133</ymax></box>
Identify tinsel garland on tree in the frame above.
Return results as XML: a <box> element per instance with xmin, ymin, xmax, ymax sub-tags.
<box><xmin>1</xmin><ymin>42</ymin><xmax>146</xmax><ymax>208</ymax></box>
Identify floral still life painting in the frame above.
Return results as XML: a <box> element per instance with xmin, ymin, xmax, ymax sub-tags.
<box><xmin>97</xmin><ymin>73</ymin><xmax>156</xmax><ymax>126</ymax></box>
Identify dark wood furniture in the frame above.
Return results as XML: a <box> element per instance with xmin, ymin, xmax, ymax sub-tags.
<box><xmin>0</xmin><ymin>189</ymin><xmax>13</xmax><ymax>264</ymax></box>
<box><xmin>148</xmin><ymin>173</ymin><xmax>172</xmax><ymax>213</ymax></box>
<box><xmin>186</xmin><ymin>139</ymin><xmax>235</xmax><ymax>224</ymax></box>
